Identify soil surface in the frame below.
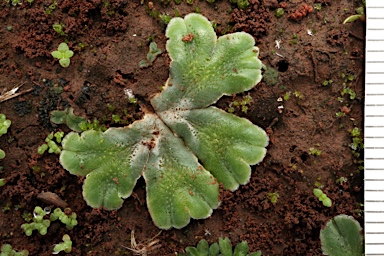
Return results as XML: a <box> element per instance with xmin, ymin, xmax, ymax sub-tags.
<box><xmin>0</xmin><ymin>0</ymin><xmax>364</xmax><ymax>255</ymax></box>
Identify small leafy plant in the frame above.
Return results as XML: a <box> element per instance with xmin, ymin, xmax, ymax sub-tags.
<box><xmin>59</xmin><ymin>13</ymin><xmax>268</xmax><ymax>229</ymax></box>
<box><xmin>179</xmin><ymin>237</ymin><xmax>262</xmax><ymax>256</ymax></box>
<box><xmin>139</xmin><ymin>41</ymin><xmax>162</xmax><ymax>68</ymax></box>
<box><xmin>37</xmin><ymin>132</ymin><xmax>64</xmax><ymax>155</ymax></box>
<box><xmin>320</xmin><ymin>214</ymin><xmax>363</xmax><ymax>256</ymax></box>
<box><xmin>313</xmin><ymin>188</ymin><xmax>332</xmax><ymax>207</ymax></box>
<box><xmin>51</xmin><ymin>42</ymin><xmax>74</xmax><ymax>68</ymax></box>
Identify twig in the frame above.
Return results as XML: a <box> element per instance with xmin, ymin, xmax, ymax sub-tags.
<box><xmin>0</xmin><ymin>82</ymin><xmax>34</xmax><ymax>103</ymax></box>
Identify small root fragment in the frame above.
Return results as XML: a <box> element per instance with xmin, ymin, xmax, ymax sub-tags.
<box><xmin>0</xmin><ymin>82</ymin><xmax>34</xmax><ymax>103</ymax></box>
<box><xmin>121</xmin><ymin>230</ymin><xmax>162</xmax><ymax>256</ymax></box>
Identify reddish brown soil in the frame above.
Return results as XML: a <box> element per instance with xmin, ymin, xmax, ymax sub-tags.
<box><xmin>0</xmin><ymin>0</ymin><xmax>364</xmax><ymax>255</ymax></box>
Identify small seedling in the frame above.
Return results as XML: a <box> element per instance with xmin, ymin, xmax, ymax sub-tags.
<box><xmin>159</xmin><ymin>13</ymin><xmax>172</xmax><ymax>24</ymax></box>
<box><xmin>53</xmin><ymin>234</ymin><xmax>72</xmax><ymax>254</ymax></box>
<box><xmin>0</xmin><ymin>178</ymin><xmax>5</xmax><ymax>187</ymax></box>
<box><xmin>53</xmin><ymin>23</ymin><xmax>65</xmax><ymax>36</ymax></box>
<box><xmin>341</xmin><ymin>87</ymin><xmax>356</xmax><ymax>100</ymax></box>
<box><xmin>349</xmin><ymin>127</ymin><xmax>363</xmax><ymax>158</ymax></box>
<box><xmin>0</xmin><ymin>114</ymin><xmax>11</xmax><ymax>160</ymax></box>
<box><xmin>293</xmin><ymin>90</ymin><xmax>303</xmax><ymax>99</ymax></box>
<box><xmin>21</xmin><ymin>207</ymin><xmax>78</xmax><ymax>237</ymax></box>
<box><xmin>139</xmin><ymin>42</ymin><xmax>162</xmax><ymax>68</ymax></box>
<box><xmin>335</xmin><ymin>111</ymin><xmax>345</xmax><ymax>117</ymax></box>
<box><xmin>309</xmin><ymin>147</ymin><xmax>322</xmax><ymax>156</ymax></box>
<box><xmin>51</xmin><ymin>42</ymin><xmax>74</xmax><ymax>68</ymax></box>
<box><xmin>228</xmin><ymin>94</ymin><xmax>253</xmax><ymax>114</ymax></box>
<box><xmin>322</xmin><ymin>79</ymin><xmax>333</xmax><ymax>86</ymax></box>
<box><xmin>313</xmin><ymin>188</ymin><xmax>332</xmax><ymax>207</ymax></box>
<box><xmin>78</xmin><ymin>119</ymin><xmax>107</xmax><ymax>132</ymax></box>
<box><xmin>314</xmin><ymin>3</ymin><xmax>322</xmax><ymax>11</ymax></box>
<box><xmin>320</xmin><ymin>215</ymin><xmax>363</xmax><ymax>256</ymax></box>
<box><xmin>50</xmin><ymin>208</ymin><xmax>78</xmax><ymax>230</ymax></box>
<box><xmin>335</xmin><ymin>176</ymin><xmax>348</xmax><ymax>184</ymax></box>
<box><xmin>38</xmin><ymin>132</ymin><xmax>63</xmax><ymax>155</ymax></box>
<box><xmin>267</xmin><ymin>192</ymin><xmax>279</xmax><ymax>204</ymax></box>
<box><xmin>45</xmin><ymin>0</ymin><xmax>57</xmax><ymax>14</ymax></box>
<box><xmin>1</xmin><ymin>244</ymin><xmax>29</xmax><ymax>256</ymax></box>
<box><xmin>5</xmin><ymin>0</ymin><xmax>22</xmax><ymax>6</ymax></box>
<box><xmin>179</xmin><ymin>237</ymin><xmax>262</xmax><ymax>256</ymax></box>
<box><xmin>289</xmin><ymin>33</ymin><xmax>298</xmax><ymax>45</ymax></box>
<box><xmin>21</xmin><ymin>206</ymin><xmax>51</xmax><ymax>236</ymax></box>
<box><xmin>275</xmin><ymin>8</ymin><xmax>284</xmax><ymax>18</ymax></box>
<box><xmin>343</xmin><ymin>1</ymin><xmax>365</xmax><ymax>24</ymax></box>
<box><xmin>283</xmin><ymin>92</ymin><xmax>290</xmax><ymax>101</ymax></box>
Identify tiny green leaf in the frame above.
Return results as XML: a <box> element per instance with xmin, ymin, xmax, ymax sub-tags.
<box><xmin>57</xmin><ymin>42</ymin><xmax>69</xmax><ymax>52</ymax></box>
<box><xmin>59</xmin><ymin>58</ymin><xmax>71</xmax><ymax>68</ymax></box>
<box><xmin>343</xmin><ymin>14</ymin><xmax>362</xmax><ymax>24</ymax></box>
<box><xmin>320</xmin><ymin>214</ymin><xmax>363</xmax><ymax>256</ymax></box>
<box><xmin>51</xmin><ymin>51</ymin><xmax>62</xmax><ymax>59</ymax></box>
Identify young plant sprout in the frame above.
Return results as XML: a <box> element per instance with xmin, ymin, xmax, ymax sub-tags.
<box><xmin>21</xmin><ymin>206</ymin><xmax>51</xmax><ymax>236</ymax></box>
<box><xmin>0</xmin><ymin>114</ymin><xmax>11</xmax><ymax>186</ymax></box>
<box><xmin>343</xmin><ymin>0</ymin><xmax>365</xmax><ymax>24</ymax></box>
<box><xmin>38</xmin><ymin>132</ymin><xmax>63</xmax><ymax>155</ymax></box>
<box><xmin>53</xmin><ymin>234</ymin><xmax>72</xmax><ymax>254</ymax></box>
<box><xmin>50</xmin><ymin>208</ymin><xmax>78</xmax><ymax>230</ymax></box>
<box><xmin>21</xmin><ymin>206</ymin><xmax>78</xmax><ymax>236</ymax></box>
<box><xmin>139</xmin><ymin>41</ymin><xmax>162</xmax><ymax>68</ymax></box>
<box><xmin>51</xmin><ymin>42</ymin><xmax>74</xmax><ymax>68</ymax></box>
<box><xmin>313</xmin><ymin>188</ymin><xmax>332</xmax><ymax>207</ymax></box>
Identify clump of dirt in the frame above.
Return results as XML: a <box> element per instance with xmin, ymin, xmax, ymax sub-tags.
<box><xmin>288</xmin><ymin>3</ymin><xmax>314</xmax><ymax>21</ymax></box>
